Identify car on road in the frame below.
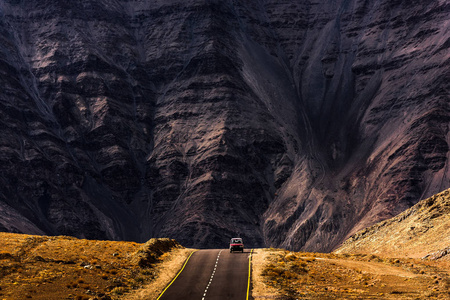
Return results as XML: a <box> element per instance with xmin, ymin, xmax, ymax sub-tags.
<box><xmin>229</xmin><ymin>238</ymin><xmax>244</xmax><ymax>253</ymax></box>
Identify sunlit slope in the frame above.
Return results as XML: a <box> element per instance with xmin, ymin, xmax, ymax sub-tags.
<box><xmin>335</xmin><ymin>189</ymin><xmax>450</xmax><ymax>259</ymax></box>
<box><xmin>0</xmin><ymin>233</ymin><xmax>188</xmax><ymax>299</ymax></box>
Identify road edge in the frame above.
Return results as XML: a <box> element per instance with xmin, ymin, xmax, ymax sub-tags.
<box><xmin>156</xmin><ymin>250</ymin><xmax>197</xmax><ymax>300</ymax></box>
<box><xmin>247</xmin><ymin>249</ymin><xmax>253</xmax><ymax>300</ymax></box>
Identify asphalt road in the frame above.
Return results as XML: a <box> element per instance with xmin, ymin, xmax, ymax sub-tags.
<box><xmin>158</xmin><ymin>249</ymin><xmax>253</xmax><ymax>300</ymax></box>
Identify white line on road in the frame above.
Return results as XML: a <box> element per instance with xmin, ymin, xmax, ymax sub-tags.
<box><xmin>202</xmin><ymin>249</ymin><xmax>223</xmax><ymax>300</ymax></box>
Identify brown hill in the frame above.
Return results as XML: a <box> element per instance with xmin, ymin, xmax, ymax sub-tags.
<box><xmin>0</xmin><ymin>233</ymin><xmax>190</xmax><ymax>300</ymax></box>
<box><xmin>335</xmin><ymin>188</ymin><xmax>450</xmax><ymax>259</ymax></box>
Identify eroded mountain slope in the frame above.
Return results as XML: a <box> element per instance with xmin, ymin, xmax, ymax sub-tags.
<box><xmin>0</xmin><ymin>0</ymin><xmax>448</xmax><ymax>250</ymax></box>
<box><xmin>335</xmin><ymin>188</ymin><xmax>450</xmax><ymax>259</ymax></box>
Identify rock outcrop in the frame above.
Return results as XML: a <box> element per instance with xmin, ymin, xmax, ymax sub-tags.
<box><xmin>0</xmin><ymin>0</ymin><xmax>448</xmax><ymax>251</ymax></box>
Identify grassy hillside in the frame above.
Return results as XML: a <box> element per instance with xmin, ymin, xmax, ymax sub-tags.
<box><xmin>335</xmin><ymin>188</ymin><xmax>450</xmax><ymax>259</ymax></box>
<box><xmin>0</xmin><ymin>233</ymin><xmax>189</xmax><ymax>300</ymax></box>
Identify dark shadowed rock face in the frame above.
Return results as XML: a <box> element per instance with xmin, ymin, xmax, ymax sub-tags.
<box><xmin>0</xmin><ymin>0</ymin><xmax>448</xmax><ymax>251</ymax></box>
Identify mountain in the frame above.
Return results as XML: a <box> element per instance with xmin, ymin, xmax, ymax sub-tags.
<box><xmin>335</xmin><ymin>188</ymin><xmax>450</xmax><ymax>259</ymax></box>
<box><xmin>0</xmin><ymin>0</ymin><xmax>448</xmax><ymax>251</ymax></box>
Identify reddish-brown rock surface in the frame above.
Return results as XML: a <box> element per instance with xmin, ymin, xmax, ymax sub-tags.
<box><xmin>0</xmin><ymin>0</ymin><xmax>448</xmax><ymax>251</ymax></box>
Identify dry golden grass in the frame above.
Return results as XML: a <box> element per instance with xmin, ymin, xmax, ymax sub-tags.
<box><xmin>124</xmin><ymin>248</ymin><xmax>193</xmax><ymax>300</ymax></box>
<box><xmin>253</xmin><ymin>250</ymin><xmax>450</xmax><ymax>299</ymax></box>
<box><xmin>0</xmin><ymin>233</ymin><xmax>183</xmax><ymax>300</ymax></box>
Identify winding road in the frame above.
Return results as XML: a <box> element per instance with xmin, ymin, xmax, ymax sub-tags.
<box><xmin>158</xmin><ymin>249</ymin><xmax>253</xmax><ymax>300</ymax></box>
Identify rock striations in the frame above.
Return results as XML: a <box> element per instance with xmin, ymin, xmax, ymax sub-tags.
<box><xmin>0</xmin><ymin>0</ymin><xmax>448</xmax><ymax>251</ymax></box>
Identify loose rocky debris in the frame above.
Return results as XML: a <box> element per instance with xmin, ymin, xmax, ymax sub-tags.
<box><xmin>423</xmin><ymin>246</ymin><xmax>450</xmax><ymax>260</ymax></box>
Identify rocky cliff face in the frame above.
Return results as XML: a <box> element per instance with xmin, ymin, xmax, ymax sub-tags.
<box><xmin>0</xmin><ymin>0</ymin><xmax>448</xmax><ymax>251</ymax></box>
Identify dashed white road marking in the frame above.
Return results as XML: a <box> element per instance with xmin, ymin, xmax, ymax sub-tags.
<box><xmin>202</xmin><ymin>249</ymin><xmax>223</xmax><ymax>300</ymax></box>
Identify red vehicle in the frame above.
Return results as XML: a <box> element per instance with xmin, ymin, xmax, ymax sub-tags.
<box><xmin>229</xmin><ymin>238</ymin><xmax>244</xmax><ymax>253</ymax></box>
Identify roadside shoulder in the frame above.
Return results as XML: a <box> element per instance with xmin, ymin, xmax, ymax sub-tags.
<box><xmin>251</xmin><ymin>249</ymin><xmax>281</xmax><ymax>299</ymax></box>
<box><xmin>125</xmin><ymin>248</ymin><xmax>194</xmax><ymax>300</ymax></box>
